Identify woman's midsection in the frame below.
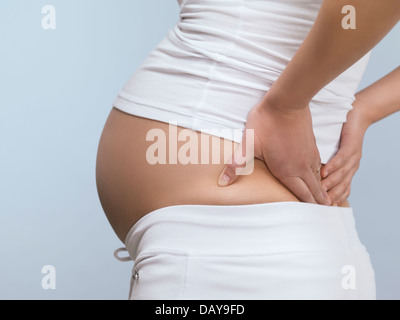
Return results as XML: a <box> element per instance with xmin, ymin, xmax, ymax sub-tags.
<box><xmin>96</xmin><ymin>108</ymin><xmax>349</xmax><ymax>242</ymax></box>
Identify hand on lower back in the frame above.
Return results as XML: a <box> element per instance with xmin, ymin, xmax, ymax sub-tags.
<box><xmin>321</xmin><ymin>102</ymin><xmax>369</xmax><ymax>206</ymax></box>
<box><xmin>217</xmin><ymin>98</ymin><xmax>330</xmax><ymax>206</ymax></box>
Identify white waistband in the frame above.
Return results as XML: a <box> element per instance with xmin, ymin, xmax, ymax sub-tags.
<box><xmin>122</xmin><ymin>202</ymin><xmax>364</xmax><ymax>262</ymax></box>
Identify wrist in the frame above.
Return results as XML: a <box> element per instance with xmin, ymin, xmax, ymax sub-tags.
<box><xmin>262</xmin><ymin>82</ymin><xmax>311</xmax><ymax>113</ymax></box>
<box><xmin>260</xmin><ymin>91</ymin><xmax>309</xmax><ymax>118</ymax></box>
<box><xmin>256</xmin><ymin>94</ymin><xmax>313</xmax><ymax>127</ymax></box>
<box><xmin>352</xmin><ymin>94</ymin><xmax>374</xmax><ymax>130</ymax></box>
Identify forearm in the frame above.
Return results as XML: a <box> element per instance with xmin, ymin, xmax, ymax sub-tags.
<box><xmin>355</xmin><ymin>66</ymin><xmax>400</xmax><ymax>126</ymax></box>
<box><xmin>265</xmin><ymin>0</ymin><xmax>400</xmax><ymax>109</ymax></box>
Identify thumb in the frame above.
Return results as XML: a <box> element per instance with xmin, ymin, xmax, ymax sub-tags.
<box><xmin>217</xmin><ymin>129</ymin><xmax>255</xmax><ymax>187</ymax></box>
<box><xmin>321</xmin><ymin>150</ymin><xmax>345</xmax><ymax>179</ymax></box>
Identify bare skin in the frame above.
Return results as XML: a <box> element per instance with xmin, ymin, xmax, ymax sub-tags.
<box><xmin>96</xmin><ymin>1</ymin><xmax>400</xmax><ymax>243</ymax></box>
<box><xmin>96</xmin><ymin>108</ymin><xmax>349</xmax><ymax>243</ymax></box>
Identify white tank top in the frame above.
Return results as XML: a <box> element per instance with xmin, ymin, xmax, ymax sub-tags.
<box><xmin>113</xmin><ymin>0</ymin><xmax>371</xmax><ymax>163</ymax></box>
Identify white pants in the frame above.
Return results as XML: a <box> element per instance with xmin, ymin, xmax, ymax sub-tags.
<box><xmin>119</xmin><ymin>202</ymin><xmax>376</xmax><ymax>300</ymax></box>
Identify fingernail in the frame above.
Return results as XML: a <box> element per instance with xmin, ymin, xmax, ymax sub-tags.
<box><xmin>218</xmin><ymin>174</ymin><xmax>230</xmax><ymax>187</ymax></box>
<box><xmin>323</xmin><ymin>171</ymin><xmax>329</xmax><ymax>178</ymax></box>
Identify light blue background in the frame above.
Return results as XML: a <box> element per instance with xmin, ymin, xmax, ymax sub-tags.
<box><xmin>0</xmin><ymin>0</ymin><xmax>399</xmax><ymax>300</ymax></box>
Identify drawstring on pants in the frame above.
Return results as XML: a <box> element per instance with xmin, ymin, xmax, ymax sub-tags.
<box><xmin>114</xmin><ymin>247</ymin><xmax>133</xmax><ymax>262</ymax></box>
<box><xmin>114</xmin><ymin>247</ymin><xmax>137</xmax><ymax>299</ymax></box>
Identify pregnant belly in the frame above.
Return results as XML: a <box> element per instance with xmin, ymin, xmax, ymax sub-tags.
<box><xmin>96</xmin><ymin>107</ymin><xmax>348</xmax><ymax>242</ymax></box>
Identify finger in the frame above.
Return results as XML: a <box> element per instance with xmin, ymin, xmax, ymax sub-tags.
<box><xmin>280</xmin><ymin>176</ymin><xmax>317</xmax><ymax>204</ymax></box>
<box><xmin>217</xmin><ymin>131</ymin><xmax>254</xmax><ymax>187</ymax></box>
<box><xmin>322</xmin><ymin>163</ymin><xmax>358</xmax><ymax>194</ymax></box>
<box><xmin>321</xmin><ymin>152</ymin><xmax>345</xmax><ymax>179</ymax></box>
<box><xmin>327</xmin><ymin>179</ymin><xmax>350</xmax><ymax>205</ymax></box>
<box><xmin>313</xmin><ymin>165</ymin><xmax>322</xmax><ymax>182</ymax></box>
<box><xmin>313</xmin><ymin>166</ymin><xmax>332</xmax><ymax>202</ymax></box>
<box><xmin>321</xmin><ymin>167</ymin><xmax>346</xmax><ymax>192</ymax></box>
<box><xmin>335</xmin><ymin>184</ymin><xmax>352</xmax><ymax>206</ymax></box>
<box><xmin>302</xmin><ymin>169</ymin><xmax>330</xmax><ymax>205</ymax></box>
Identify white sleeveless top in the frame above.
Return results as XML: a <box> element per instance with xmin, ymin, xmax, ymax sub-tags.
<box><xmin>113</xmin><ymin>0</ymin><xmax>371</xmax><ymax>163</ymax></box>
